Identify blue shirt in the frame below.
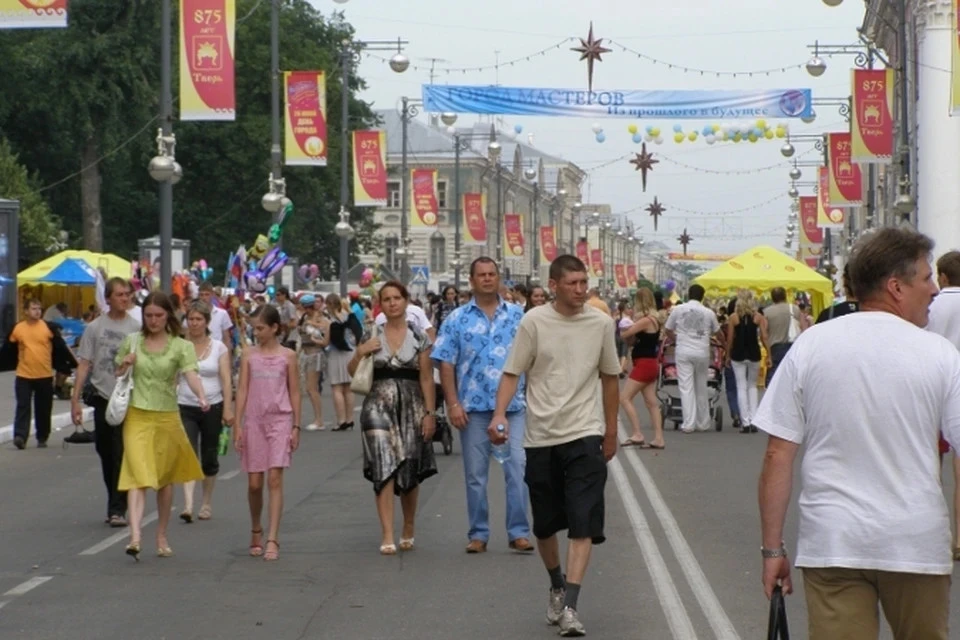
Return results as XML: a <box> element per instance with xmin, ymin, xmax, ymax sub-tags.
<box><xmin>431</xmin><ymin>297</ymin><xmax>525</xmax><ymax>413</ymax></box>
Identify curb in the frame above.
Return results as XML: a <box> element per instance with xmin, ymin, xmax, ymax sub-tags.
<box><xmin>0</xmin><ymin>407</ymin><xmax>94</xmax><ymax>444</ymax></box>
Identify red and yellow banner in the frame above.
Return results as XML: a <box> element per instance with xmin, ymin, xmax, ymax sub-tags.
<box><xmin>410</xmin><ymin>169</ymin><xmax>439</xmax><ymax>227</ymax></box>
<box><xmin>539</xmin><ymin>226</ymin><xmax>558</xmax><ymax>263</ymax></box>
<box><xmin>614</xmin><ymin>264</ymin><xmax>627</xmax><ymax>288</ymax></box>
<box><xmin>504</xmin><ymin>214</ymin><xmax>524</xmax><ymax>257</ymax></box>
<box><xmin>627</xmin><ymin>264</ymin><xmax>638</xmax><ymax>284</ymax></box>
<box><xmin>852</xmin><ymin>68</ymin><xmax>894</xmax><ymax>163</ymax></box>
<box><xmin>799</xmin><ymin>196</ymin><xmax>823</xmax><ymax>268</ymax></box>
<box><xmin>827</xmin><ymin>133</ymin><xmax>862</xmax><ymax>207</ymax></box>
<box><xmin>463</xmin><ymin>193</ymin><xmax>486</xmax><ymax>244</ymax></box>
<box><xmin>179</xmin><ymin>0</ymin><xmax>235</xmax><ymax>120</ymax></box>
<box><xmin>576</xmin><ymin>241</ymin><xmax>590</xmax><ymax>269</ymax></box>
<box><xmin>0</xmin><ymin>0</ymin><xmax>67</xmax><ymax>28</ymax></box>
<box><xmin>590</xmin><ymin>249</ymin><xmax>603</xmax><ymax>276</ymax></box>
<box><xmin>817</xmin><ymin>167</ymin><xmax>845</xmax><ymax>229</ymax></box>
<box><xmin>953</xmin><ymin>0</ymin><xmax>960</xmax><ymax>114</ymax></box>
<box><xmin>284</xmin><ymin>71</ymin><xmax>327</xmax><ymax>165</ymax></box>
<box><xmin>351</xmin><ymin>130</ymin><xmax>386</xmax><ymax>207</ymax></box>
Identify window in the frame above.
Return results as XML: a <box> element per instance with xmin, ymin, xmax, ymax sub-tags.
<box><xmin>437</xmin><ymin>181</ymin><xmax>447</xmax><ymax>209</ymax></box>
<box><xmin>386</xmin><ymin>181</ymin><xmax>401</xmax><ymax>208</ymax></box>
<box><xmin>384</xmin><ymin>234</ymin><xmax>399</xmax><ymax>272</ymax></box>
<box><xmin>429</xmin><ymin>231</ymin><xmax>446</xmax><ymax>274</ymax></box>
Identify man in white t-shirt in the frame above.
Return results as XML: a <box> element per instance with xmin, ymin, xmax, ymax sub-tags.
<box><xmin>925</xmin><ymin>250</ymin><xmax>960</xmax><ymax>561</ymax></box>
<box><xmin>190</xmin><ymin>282</ymin><xmax>234</xmax><ymax>344</ymax></box>
<box><xmin>375</xmin><ymin>303</ymin><xmax>435</xmax><ymax>341</ymax></box>
<box><xmin>756</xmin><ymin>228</ymin><xmax>960</xmax><ymax>639</ymax></box>
<box><xmin>664</xmin><ymin>284</ymin><xmax>722</xmax><ymax>432</ymax></box>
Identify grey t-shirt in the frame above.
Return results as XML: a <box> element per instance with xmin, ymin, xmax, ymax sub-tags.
<box><xmin>77</xmin><ymin>313</ymin><xmax>142</xmax><ymax>398</ymax></box>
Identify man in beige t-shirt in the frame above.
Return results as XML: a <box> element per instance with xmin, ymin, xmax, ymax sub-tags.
<box><xmin>585</xmin><ymin>288</ymin><xmax>611</xmax><ymax>316</ymax></box>
<box><xmin>490</xmin><ymin>255</ymin><xmax>621</xmax><ymax>637</ymax></box>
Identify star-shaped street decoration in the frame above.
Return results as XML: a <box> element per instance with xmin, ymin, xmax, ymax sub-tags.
<box><xmin>645</xmin><ymin>197</ymin><xmax>666</xmax><ymax>231</ymax></box>
<box><xmin>678</xmin><ymin>228</ymin><xmax>693</xmax><ymax>256</ymax></box>
<box><xmin>629</xmin><ymin>143</ymin><xmax>658</xmax><ymax>192</ymax></box>
<box><xmin>571</xmin><ymin>22</ymin><xmax>611</xmax><ymax>93</ymax></box>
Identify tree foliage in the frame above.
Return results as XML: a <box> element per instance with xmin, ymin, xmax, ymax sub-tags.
<box><xmin>0</xmin><ymin>138</ymin><xmax>61</xmax><ymax>264</ymax></box>
<box><xmin>0</xmin><ymin>0</ymin><xmax>377</xmax><ymax>280</ymax></box>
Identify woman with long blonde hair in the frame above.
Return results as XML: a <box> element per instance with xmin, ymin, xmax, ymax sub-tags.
<box><xmin>724</xmin><ymin>289</ymin><xmax>770</xmax><ymax>433</ymax></box>
<box><xmin>619</xmin><ymin>286</ymin><xmax>665</xmax><ymax>449</ymax></box>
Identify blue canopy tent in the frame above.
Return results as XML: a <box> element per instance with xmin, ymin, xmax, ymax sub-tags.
<box><xmin>38</xmin><ymin>258</ymin><xmax>99</xmax><ymax>285</ymax></box>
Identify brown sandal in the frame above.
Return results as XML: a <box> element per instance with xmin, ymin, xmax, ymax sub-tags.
<box><xmin>249</xmin><ymin>529</ymin><xmax>264</xmax><ymax>557</ymax></box>
<box><xmin>264</xmin><ymin>539</ymin><xmax>280</xmax><ymax>561</ymax></box>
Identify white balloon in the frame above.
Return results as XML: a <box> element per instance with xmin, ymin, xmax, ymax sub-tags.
<box><xmin>705</xmin><ymin>135</ymin><xmax>715</xmax><ymax>145</ymax></box>
<box><xmin>654</xmin><ymin>136</ymin><xmax>664</xmax><ymax>145</ymax></box>
<box><xmin>527</xmin><ymin>133</ymin><xmax>535</xmax><ymax>146</ymax></box>
<box><xmin>591</xmin><ymin>123</ymin><xmax>603</xmax><ymax>134</ymax></box>
<box><xmin>644</xmin><ymin>134</ymin><xmax>653</xmax><ymax>142</ymax></box>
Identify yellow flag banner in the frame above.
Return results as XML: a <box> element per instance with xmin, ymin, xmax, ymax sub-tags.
<box><xmin>351</xmin><ymin>130</ymin><xmax>387</xmax><ymax>207</ymax></box>
<box><xmin>0</xmin><ymin>0</ymin><xmax>67</xmax><ymax>28</ymax></box>
<box><xmin>851</xmin><ymin>68</ymin><xmax>894</xmax><ymax>163</ymax></box>
<box><xmin>817</xmin><ymin>167</ymin><xmax>845</xmax><ymax>229</ymax></box>
<box><xmin>284</xmin><ymin>71</ymin><xmax>327</xmax><ymax>166</ymax></box>
<box><xmin>179</xmin><ymin>0</ymin><xmax>236</xmax><ymax>121</ymax></box>
<box><xmin>410</xmin><ymin>169</ymin><xmax>439</xmax><ymax>227</ymax></box>
<box><xmin>953</xmin><ymin>0</ymin><xmax>960</xmax><ymax>114</ymax></box>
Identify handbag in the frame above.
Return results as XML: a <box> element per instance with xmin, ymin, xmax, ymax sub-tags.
<box><xmin>766</xmin><ymin>585</ymin><xmax>790</xmax><ymax>640</ymax></box>
<box><xmin>349</xmin><ymin>324</ymin><xmax>378</xmax><ymax>396</ymax></box>
<box><xmin>787</xmin><ymin>304</ymin><xmax>801</xmax><ymax>342</ymax></box>
<box><xmin>106</xmin><ymin>334</ymin><xmax>139</xmax><ymax>427</ymax></box>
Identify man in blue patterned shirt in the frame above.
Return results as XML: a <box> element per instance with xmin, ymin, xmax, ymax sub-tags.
<box><xmin>432</xmin><ymin>257</ymin><xmax>533</xmax><ymax>554</ymax></box>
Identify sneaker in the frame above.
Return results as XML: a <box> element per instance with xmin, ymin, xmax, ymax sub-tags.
<box><xmin>546</xmin><ymin>588</ymin><xmax>565</xmax><ymax>625</ymax></box>
<box><xmin>304</xmin><ymin>423</ymin><xmax>321</xmax><ymax>432</ymax></box>
<box><xmin>558</xmin><ymin>607</ymin><xmax>586</xmax><ymax>637</ymax></box>
<box><xmin>13</xmin><ymin>436</ymin><xmax>25</xmax><ymax>450</ymax></box>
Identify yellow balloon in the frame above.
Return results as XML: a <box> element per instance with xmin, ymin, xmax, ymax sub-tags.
<box><xmin>748</xmin><ymin>133</ymin><xmax>758</xmax><ymax>143</ymax></box>
<box><xmin>650</xmin><ymin>127</ymin><xmax>661</xmax><ymax>137</ymax></box>
<box><xmin>674</xmin><ymin>132</ymin><xmax>685</xmax><ymax>143</ymax></box>
<box><xmin>733</xmin><ymin>133</ymin><xmax>742</xmax><ymax>143</ymax></box>
<box><xmin>721</xmin><ymin>131</ymin><xmax>729</xmax><ymax>140</ymax></box>
<box><xmin>764</xmin><ymin>129</ymin><xmax>775</xmax><ymax>140</ymax></box>
<box><xmin>712</xmin><ymin>124</ymin><xmax>721</xmax><ymax>133</ymax></box>
<box><xmin>628</xmin><ymin>124</ymin><xmax>638</xmax><ymax>134</ymax></box>
<box><xmin>688</xmin><ymin>131</ymin><xmax>698</xmax><ymax>141</ymax></box>
<box><xmin>755</xmin><ymin>119</ymin><xmax>767</xmax><ymax>130</ymax></box>
<box><xmin>775</xmin><ymin>127</ymin><xmax>786</xmax><ymax>139</ymax></box>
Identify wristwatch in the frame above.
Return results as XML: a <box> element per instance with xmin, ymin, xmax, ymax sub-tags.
<box><xmin>423</xmin><ymin>410</ymin><xmax>436</xmax><ymax>417</ymax></box>
<box><xmin>761</xmin><ymin>542</ymin><xmax>788</xmax><ymax>558</ymax></box>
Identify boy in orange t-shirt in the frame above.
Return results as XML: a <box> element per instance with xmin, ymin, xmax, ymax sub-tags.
<box><xmin>10</xmin><ymin>299</ymin><xmax>54</xmax><ymax>449</ymax></box>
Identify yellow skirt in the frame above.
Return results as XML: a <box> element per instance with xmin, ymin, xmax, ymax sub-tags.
<box><xmin>118</xmin><ymin>406</ymin><xmax>204</xmax><ymax>491</ymax></box>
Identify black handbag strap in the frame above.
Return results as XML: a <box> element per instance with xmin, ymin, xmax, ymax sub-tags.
<box><xmin>767</xmin><ymin>586</ymin><xmax>790</xmax><ymax>640</ymax></box>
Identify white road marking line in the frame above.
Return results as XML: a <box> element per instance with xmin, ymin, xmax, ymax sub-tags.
<box><xmin>79</xmin><ymin>510</ymin><xmax>160</xmax><ymax>556</ymax></box>
<box><xmin>619</xmin><ymin>428</ymin><xmax>742</xmax><ymax>640</ymax></box>
<box><xmin>610</xmin><ymin>459</ymin><xmax>697</xmax><ymax>639</ymax></box>
<box><xmin>3</xmin><ymin>577</ymin><xmax>52</xmax><ymax>597</ymax></box>
<box><xmin>220</xmin><ymin>469</ymin><xmax>241</xmax><ymax>480</ymax></box>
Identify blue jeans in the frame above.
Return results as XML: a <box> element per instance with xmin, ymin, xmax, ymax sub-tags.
<box><xmin>723</xmin><ymin>365</ymin><xmax>740</xmax><ymax>419</ymax></box>
<box><xmin>460</xmin><ymin>410</ymin><xmax>530</xmax><ymax>543</ymax></box>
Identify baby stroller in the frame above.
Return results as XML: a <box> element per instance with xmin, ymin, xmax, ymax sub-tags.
<box><xmin>431</xmin><ymin>382</ymin><xmax>454</xmax><ymax>455</ymax></box>
<box><xmin>656</xmin><ymin>338</ymin><xmax>725</xmax><ymax>432</ymax></box>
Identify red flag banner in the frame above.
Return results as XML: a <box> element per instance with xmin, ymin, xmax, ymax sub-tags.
<box><xmin>799</xmin><ymin>195</ymin><xmax>823</xmax><ymax>268</ymax></box>
<box><xmin>539</xmin><ymin>226</ymin><xmax>558</xmax><ymax>263</ymax></box>
<box><xmin>627</xmin><ymin>264</ymin><xmax>638</xmax><ymax>284</ymax></box>
<box><xmin>817</xmin><ymin>166</ymin><xmax>845</xmax><ymax>229</ymax></box>
<box><xmin>284</xmin><ymin>71</ymin><xmax>327</xmax><ymax>165</ymax></box>
<box><xmin>351</xmin><ymin>130</ymin><xmax>386</xmax><ymax>207</ymax></box>
<box><xmin>576</xmin><ymin>241</ymin><xmax>590</xmax><ymax>269</ymax></box>
<box><xmin>410</xmin><ymin>169</ymin><xmax>439</xmax><ymax>227</ymax></box>
<box><xmin>463</xmin><ymin>193</ymin><xmax>486</xmax><ymax>244</ymax></box>
<box><xmin>590</xmin><ymin>249</ymin><xmax>603</xmax><ymax>276</ymax></box>
<box><xmin>827</xmin><ymin>132</ymin><xmax>862</xmax><ymax>207</ymax></box>
<box><xmin>504</xmin><ymin>214</ymin><xmax>525</xmax><ymax>257</ymax></box>
<box><xmin>615</xmin><ymin>264</ymin><xmax>627</xmax><ymax>288</ymax></box>
<box><xmin>0</xmin><ymin>0</ymin><xmax>68</xmax><ymax>28</ymax></box>
<box><xmin>852</xmin><ymin>68</ymin><xmax>894</xmax><ymax>163</ymax></box>
<box><xmin>179</xmin><ymin>0</ymin><xmax>235</xmax><ymax>120</ymax></box>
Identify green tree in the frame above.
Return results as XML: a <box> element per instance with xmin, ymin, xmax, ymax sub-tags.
<box><xmin>0</xmin><ymin>138</ymin><xmax>62</xmax><ymax>266</ymax></box>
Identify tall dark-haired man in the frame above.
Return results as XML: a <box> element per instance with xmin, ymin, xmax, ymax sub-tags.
<box><xmin>490</xmin><ymin>255</ymin><xmax>620</xmax><ymax>636</ymax></box>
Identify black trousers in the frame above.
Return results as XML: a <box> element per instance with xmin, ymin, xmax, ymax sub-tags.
<box><xmin>179</xmin><ymin>402</ymin><xmax>223</xmax><ymax>477</ymax></box>
<box><xmin>14</xmin><ymin>376</ymin><xmax>53</xmax><ymax>443</ymax></box>
<box><xmin>91</xmin><ymin>395</ymin><xmax>127</xmax><ymax>518</ymax></box>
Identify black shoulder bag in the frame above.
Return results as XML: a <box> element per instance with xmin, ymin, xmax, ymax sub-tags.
<box><xmin>767</xmin><ymin>585</ymin><xmax>790</xmax><ymax>640</ymax></box>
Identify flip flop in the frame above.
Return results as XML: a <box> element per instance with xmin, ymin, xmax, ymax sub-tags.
<box><xmin>647</xmin><ymin>443</ymin><xmax>666</xmax><ymax>450</ymax></box>
<box><xmin>620</xmin><ymin>438</ymin><xmax>650</xmax><ymax>448</ymax></box>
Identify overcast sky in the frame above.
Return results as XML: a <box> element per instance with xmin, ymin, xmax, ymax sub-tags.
<box><xmin>310</xmin><ymin>0</ymin><xmax>866</xmax><ymax>257</ymax></box>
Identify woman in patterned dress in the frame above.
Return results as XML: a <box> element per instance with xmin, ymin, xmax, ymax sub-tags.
<box><xmin>348</xmin><ymin>281</ymin><xmax>437</xmax><ymax>556</ymax></box>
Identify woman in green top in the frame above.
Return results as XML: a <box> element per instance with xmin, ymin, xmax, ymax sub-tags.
<box><xmin>115</xmin><ymin>291</ymin><xmax>208</xmax><ymax>561</ymax></box>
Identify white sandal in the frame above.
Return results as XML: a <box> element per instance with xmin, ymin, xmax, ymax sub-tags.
<box><xmin>380</xmin><ymin>543</ymin><xmax>397</xmax><ymax>556</ymax></box>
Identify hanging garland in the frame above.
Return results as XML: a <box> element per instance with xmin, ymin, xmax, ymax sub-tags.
<box><xmin>607</xmin><ymin>40</ymin><xmax>807</xmax><ymax>77</ymax></box>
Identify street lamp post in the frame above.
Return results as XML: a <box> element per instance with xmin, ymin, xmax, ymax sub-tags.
<box><xmin>524</xmin><ymin>166</ymin><xmax>539</xmax><ymax>283</ymax></box>
<box><xmin>570</xmin><ymin>202</ymin><xmax>582</xmax><ymax>254</ymax></box>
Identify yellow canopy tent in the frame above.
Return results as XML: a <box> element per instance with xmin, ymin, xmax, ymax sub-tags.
<box><xmin>17</xmin><ymin>250</ymin><xmax>131</xmax><ymax>318</ymax></box>
<box><xmin>693</xmin><ymin>245</ymin><xmax>834</xmax><ymax>316</ymax></box>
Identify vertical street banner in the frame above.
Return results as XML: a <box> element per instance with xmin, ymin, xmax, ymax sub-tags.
<box><xmin>504</xmin><ymin>214</ymin><xmax>525</xmax><ymax>257</ymax></box>
<box><xmin>590</xmin><ymin>249</ymin><xmax>603</xmax><ymax>276</ymax></box>
<box><xmin>817</xmin><ymin>166</ymin><xmax>845</xmax><ymax>229</ymax></box>
<box><xmin>179</xmin><ymin>0</ymin><xmax>235</xmax><ymax>121</ymax></box>
<box><xmin>953</xmin><ymin>0</ymin><xmax>960</xmax><ymax>114</ymax></box>
<box><xmin>351</xmin><ymin>130</ymin><xmax>387</xmax><ymax>207</ymax></box>
<box><xmin>576</xmin><ymin>240</ymin><xmax>590</xmax><ymax>270</ymax></box>
<box><xmin>614</xmin><ymin>264</ymin><xmax>627</xmax><ymax>288</ymax></box>
<box><xmin>827</xmin><ymin>133</ymin><xmax>862</xmax><ymax>207</ymax></box>
<box><xmin>284</xmin><ymin>71</ymin><xmax>327</xmax><ymax>165</ymax></box>
<box><xmin>799</xmin><ymin>196</ymin><xmax>823</xmax><ymax>268</ymax></box>
<box><xmin>627</xmin><ymin>264</ymin><xmax>638</xmax><ymax>284</ymax></box>
<box><xmin>462</xmin><ymin>193</ymin><xmax>486</xmax><ymax>245</ymax></box>
<box><xmin>539</xmin><ymin>226</ymin><xmax>558</xmax><ymax>263</ymax></box>
<box><xmin>851</xmin><ymin>69</ymin><xmax>894</xmax><ymax>163</ymax></box>
<box><xmin>0</xmin><ymin>0</ymin><xmax>68</xmax><ymax>28</ymax></box>
<box><xmin>410</xmin><ymin>169</ymin><xmax>439</xmax><ymax>227</ymax></box>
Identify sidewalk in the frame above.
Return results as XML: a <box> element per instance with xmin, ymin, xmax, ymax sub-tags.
<box><xmin>0</xmin><ymin>371</ymin><xmax>91</xmax><ymax>443</ymax></box>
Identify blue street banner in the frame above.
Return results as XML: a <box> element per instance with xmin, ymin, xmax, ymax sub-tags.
<box><xmin>422</xmin><ymin>85</ymin><xmax>813</xmax><ymax>120</ymax></box>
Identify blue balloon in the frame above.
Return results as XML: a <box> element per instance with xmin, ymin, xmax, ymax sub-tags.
<box><xmin>267</xmin><ymin>285</ymin><xmax>276</xmax><ymax>297</ymax></box>
<box><xmin>673</xmin><ymin>124</ymin><xmax>683</xmax><ymax>133</ymax></box>
<box><xmin>514</xmin><ymin>124</ymin><xmax>523</xmax><ymax>134</ymax></box>
<box><xmin>645</xmin><ymin>125</ymin><xmax>654</xmax><ymax>134</ymax></box>
<box><xmin>595</xmin><ymin>132</ymin><xmax>606</xmax><ymax>143</ymax></box>
<box><xmin>702</xmin><ymin>125</ymin><xmax>713</xmax><ymax>136</ymax></box>
<box><xmin>632</xmin><ymin>132</ymin><xmax>643</xmax><ymax>143</ymax></box>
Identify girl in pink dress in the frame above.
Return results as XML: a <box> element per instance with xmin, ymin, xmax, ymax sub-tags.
<box><xmin>234</xmin><ymin>305</ymin><xmax>301</xmax><ymax>561</ymax></box>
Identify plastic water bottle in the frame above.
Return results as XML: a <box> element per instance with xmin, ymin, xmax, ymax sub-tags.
<box><xmin>218</xmin><ymin>424</ymin><xmax>231</xmax><ymax>456</ymax></box>
<box><xmin>492</xmin><ymin>424</ymin><xmax>511</xmax><ymax>464</ymax></box>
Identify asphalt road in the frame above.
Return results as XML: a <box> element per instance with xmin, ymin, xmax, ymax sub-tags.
<box><xmin>1</xmin><ymin>386</ymin><xmax>959</xmax><ymax>639</ymax></box>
